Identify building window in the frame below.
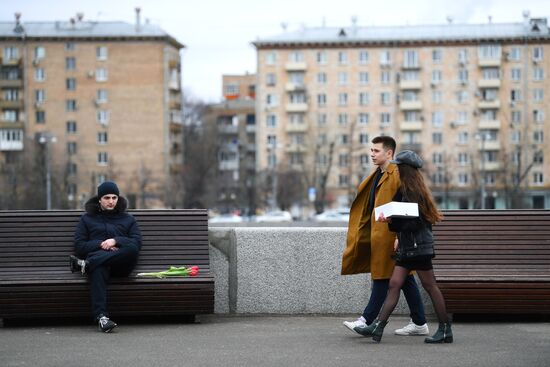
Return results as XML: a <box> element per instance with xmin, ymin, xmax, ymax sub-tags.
<box><xmin>533</xmin><ymin>172</ymin><xmax>544</xmax><ymax>185</ymax></box>
<box><xmin>534</xmin><ymin>151</ymin><xmax>544</xmax><ymax>164</ymax></box>
<box><xmin>510</xmin><ymin>130</ymin><xmax>521</xmax><ymax>144</ymax></box>
<box><xmin>432</xmin><ymin>91</ymin><xmax>442</xmax><ymax>104</ymax></box>
<box><xmin>432</xmin><ymin>152</ymin><xmax>443</xmax><ymax>165</ymax></box>
<box><xmin>66</xmin><ymin>78</ymin><xmax>76</xmax><ymax>91</ymax></box>
<box><xmin>359</xmin><ymin>133</ymin><xmax>369</xmax><ymax>144</ymax></box>
<box><xmin>359</xmin><ymin>72</ymin><xmax>369</xmax><ymax>85</ymax></box>
<box><xmin>338</xmin><ymin>72</ymin><xmax>348</xmax><ymax>85</ymax></box>
<box><xmin>456</xmin><ymin>90</ymin><xmax>468</xmax><ymax>104</ymax></box>
<box><xmin>97</xmin><ymin>89</ymin><xmax>108</xmax><ymax>103</ymax></box>
<box><xmin>358</xmin><ymin>50</ymin><xmax>369</xmax><ymax>64</ymax></box>
<box><xmin>456</xmin><ymin>111</ymin><xmax>468</xmax><ymax>124</ymax></box>
<box><xmin>267</xmin><ymin>154</ymin><xmax>276</xmax><ymax>168</ymax></box>
<box><xmin>403</xmin><ymin>50</ymin><xmax>418</xmax><ymax>68</ymax></box>
<box><xmin>380</xmin><ymin>113</ymin><xmax>391</xmax><ymax>124</ymax></box>
<box><xmin>511</xmin><ymin>68</ymin><xmax>521</xmax><ymax>81</ymax></box>
<box><xmin>380</xmin><ymin>92</ymin><xmax>391</xmax><ymax>105</ymax></box>
<box><xmin>458</xmin><ymin>173</ymin><xmax>469</xmax><ymax>185</ymax></box>
<box><xmin>97</xmin><ymin>152</ymin><xmax>108</xmax><ymax>165</ymax></box>
<box><xmin>458</xmin><ymin>48</ymin><xmax>468</xmax><ymax>64</ymax></box>
<box><xmin>338</xmin><ymin>93</ymin><xmax>348</xmax><ymax>106</ymax></box>
<box><xmin>432</xmin><ymin>132</ymin><xmax>442</xmax><ymax>145</ymax></box>
<box><xmin>289</xmin><ymin>92</ymin><xmax>306</xmax><ymax>104</ymax></box>
<box><xmin>289</xmin><ymin>113</ymin><xmax>304</xmax><ymax>124</ymax></box>
<box><xmin>316</xmin><ymin>51</ymin><xmax>327</xmax><ymax>65</ymax></box>
<box><xmin>317</xmin><ymin>94</ymin><xmax>326</xmax><ymax>107</ymax></box>
<box><xmin>317</xmin><ymin>72</ymin><xmax>327</xmax><ymax>84</ymax></box>
<box><xmin>533</xmin><ymin>68</ymin><xmax>544</xmax><ymax>81</ymax></box>
<box><xmin>96</xmin><ymin>68</ymin><xmax>108</xmax><ymax>82</ymax></box>
<box><xmin>359</xmin><ymin>113</ymin><xmax>369</xmax><ymax>124</ymax></box>
<box><xmin>431</xmin><ymin>70</ymin><xmax>442</xmax><ymax>84</ymax></box>
<box><xmin>67</xmin><ymin>162</ymin><xmax>77</xmax><ymax>175</ymax></box>
<box><xmin>482</xmin><ymin>68</ymin><xmax>500</xmax><ymax>79</ymax></box>
<box><xmin>404</xmin><ymin>111</ymin><xmax>420</xmax><ymax>122</ymax></box>
<box><xmin>317</xmin><ymin>113</ymin><xmax>327</xmax><ymax>126</ymax></box>
<box><xmin>266</xmin><ymin>94</ymin><xmax>278</xmax><ymax>107</ymax></box>
<box><xmin>510</xmin><ymin>89</ymin><xmax>521</xmax><ymax>102</ymax></box>
<box><xmin>533</xmin><ymin>89</ymin><xmax>544</xmax><ymax>102</ymax></box>
<box><xmin>3</xmin><ymin>46</ymin><xmax>19</xmax><ymax>61</ymax></box>
<box><xmin>34</xmin><ymin>46</ymin><xmax>46</xmax><ymax>60</ymax></box>
<box><xmin>339</xmin><ymin>134</ymin><xmax>349</xmax><ymax>144</ymax></box>
<box><xmin>533</xmin><ymin>46</ymin><xmax>543</xmax><ymax>61</ymax></box>
<box><xmin>511</xmin><ymin>110</ymin><xmax>521</xmax><ymax>123</ymax></box>
<box><xmin>67</xmin><ymin>142</ymin><xmax>77</xmax><ymax>155</ymax></box>
<box><xmin>432</xmin><ymin>111</ymin><xmax>443</xmax><ymax>127</ymax></box>
<box><xmin>35</xmin><ymin>89</ymin><xmax>45</xmax><ymax>103</ymax></box>
<box><xmin>338</xmin><ymin>51</ymin><xmax>348</xmax><ymax>65</ymax></box>
<box><xmin>266</xmin><ymin>73</ymin><xmax>276</xmax><ymax>86</ymax></box>
<box><xmin>479</xmin><ymin>44</ymin><xmax>501</xmax><ymax>59</ymax></box>
<box><xmin>66</xmin><ymin>99</ymin><xmax>77</xmax><ymax>111</ymax></box>
<box><xmin>379</xmin><ymin>50</ymin><xmax>391</xmax><ymax>65</ymax></box>
<box><xmin>66</xmin><ymin>57</ymin><xmax>76</xmax><ymax>70</ymax></box>
<box><xmin>533</xmin><ymin>109</ymin><xmax>544</xmax><ymax>123</ymax></box>
<box><xmin>339</xmin><ymin>174</ymin><xmax>349</xmax><ymax>187</ymax></box>
<box><xmin>34</xmin><ymin>68</ymin><xmax>45</xmax><ymax>82</ymax></box>
<box><xmin>97</xmin><ymin>110</ymin><xmax>109</xmax><ymax>125</ymax></box>
<box><xmin>65</xmin><ymin>42</ymin><xmax>75</xmax><ymax>51</ymax></box>
<box><xmin>508</xmin><ymin>47</ymin><xmax>521</xmax><ymax>61</ymax></box>
<box><xmin>97</xmin><ymin>132</ymin><xmax>108</xmax><ymax>144</ymax></box>
<box><xmin>402</xmin><ymin>91</ymin><xmax>418</xmax><ymax>102</ymax></box>
<box><xmin>266</xmin><ymin>52</ymin><xmax>277</xmax><ymax>65</ymax></box>
<box><xmin>3</xmin><ymin>109</ymin><xmax>18</xmax><ymax>122</ymax></box>
<box><xmin>266</xmin><ymin>114</ymin><xmax>277</xmax><ymax>127</ymax></box>
<box><xmin>458</xmin><ymin>152</ymin><xmax>469</xmax><ymax>166</ymax></box>
<box><xmin>289</xmin><ymin>51</ymin><xmax>303</xmax><ymax>62</ymax></box>
<box><xmin>36</xmin><ymin>111</ymin><xmax>45</xmax><ymax>123</ymax></box>
<box><xmin>432</xmin><ymin>49</ymin><xmax>442</xmax><ymax>63</ymax></box>
<box><xmin>338</xmin><ymin>113</ymin><xmax>348</xmax><ymax>126</ymax></box>
<box><xmin>96</xmin><ymin>46</ymin><xmax>108</xmax><ymax>60</ymax></box>
<box><xmin>359</xmin><ymin>92</ymin><xmax>369</xmax><ymax>106</ymax></box>
<box><xmin>533</xmin><ymin>130</ymin><xmax>544</xmax><ymax>143</ymax></box>
<box><xmin>458</xmin><ymin>69</ymin><xmax>468</xmax><ymax>83</ymax></box>
<box><xmin>381</xmin><ymin>71</ymin><xmax>391</xmax><ymax>84</ymax></box>
<box><xmin>338</xmin><ymin>153</ymin><xmax>349</xmax><ymax>167</ymax></box>
<box><xmin>66</xmin><ymin>121</ymin><xmax>77</xmax><ymax>134</ymax></box>
<box><xmin>267</xmin><ymin>135</ymin><xmax>277</xmax><ymax>147</ymax></box>
<box><xmin>3</xmin><ymin>89</ymin><xmax>18</xmax><ymax>101</ymax></box>
<box><xmin>289</xmin><ymin>152</ymin><xmax>303</xmax><ymax>165</ymax></box>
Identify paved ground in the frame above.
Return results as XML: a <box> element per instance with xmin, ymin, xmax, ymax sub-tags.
<box><xmin>1</xmin><ymin>315</ymin><xmax>549</xmax><ymax>367</ymax></box>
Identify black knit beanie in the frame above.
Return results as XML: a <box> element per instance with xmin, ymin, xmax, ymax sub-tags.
<box><xmin>97</xmin><ymin>181</ymin><xmax>120</xmax><ymax>198</ymax></box>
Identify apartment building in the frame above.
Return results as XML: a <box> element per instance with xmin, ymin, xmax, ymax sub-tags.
<box><xmin>253</xmin><ymin>14</ymin><xmax>550</xmax><ymax>209</ymax></box>
<box><xmin>0</xmin><ymin>11</ymin><xmax>184</xmax><ymax>209</ymax></box>
<box><xmin>202</xmin><ymin>74</ymin><xmax>257</xmax><ymax>214</ymax></box>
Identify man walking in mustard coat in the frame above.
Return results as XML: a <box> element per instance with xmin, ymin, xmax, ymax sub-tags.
<box><xmin>341</xmin><ymin>136</ymin><xmax>429</xmax><ymax>336</ymax></box>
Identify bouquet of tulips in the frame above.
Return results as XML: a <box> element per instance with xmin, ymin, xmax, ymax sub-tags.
<box><xmin>137</xmin><ymin>265</ymin><xmax>199</xmax><ymax>278</ymax></box>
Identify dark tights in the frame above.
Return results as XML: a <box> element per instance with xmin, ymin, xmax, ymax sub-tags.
<box><xmin>378</xmin><ymin>266</ymin><xmax>449</xmax><ymax>324</ymax></box>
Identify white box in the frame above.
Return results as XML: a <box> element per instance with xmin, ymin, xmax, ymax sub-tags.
<box><xmin>374</xmin><ymin>202</ymin><xmax>419</xmax><ymax>221</ymax></box>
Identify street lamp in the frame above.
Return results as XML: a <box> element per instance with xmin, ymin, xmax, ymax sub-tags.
<box><xmin>38</xmin><ymin>133</ymin><xmax>57</xmax><ymax>210</ymax></box>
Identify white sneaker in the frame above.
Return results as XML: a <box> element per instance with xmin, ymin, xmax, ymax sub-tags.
<box><xmin>394</xmin><ymin>319</ymin><xmax>429</xmax><ymax>335</ymax></box>
<box><xmin>343</xmin><ymin>316</ymin><xmax>366</xmax><ymax>333</ymax></box>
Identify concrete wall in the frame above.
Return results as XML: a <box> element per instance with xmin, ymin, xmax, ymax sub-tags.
<box><xmin>209</xmin><ymin>227</ymin><xmax>433</xmax><ymax>315</ymax></box>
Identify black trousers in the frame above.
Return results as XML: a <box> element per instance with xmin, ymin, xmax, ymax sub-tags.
<box><xmin>86</xmin><ymin>246</ymin><xmax>139</xmax><ymax>319</ymax></box>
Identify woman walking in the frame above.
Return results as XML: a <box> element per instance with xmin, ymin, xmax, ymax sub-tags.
<box><xmin>354</xmin><ymin>150</ymin><xmax>453</xmax><ymax>343</ymax></box>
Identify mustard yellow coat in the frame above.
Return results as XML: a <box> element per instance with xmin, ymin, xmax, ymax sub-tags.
<box><xmin>341</xmin><ymin>163</ymin><xmax>400</xmax><ymax>279</ymax></box>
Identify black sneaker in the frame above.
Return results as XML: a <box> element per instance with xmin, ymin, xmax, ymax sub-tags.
<box><xmin>97</xmin><ymin>315</ymin><xmax>117</xmax><ymax>333</ymax></box>
<box><xmin>69</xmin><ymin>255</ymin><xmax>88</xmax><ymax>275</ymax></box>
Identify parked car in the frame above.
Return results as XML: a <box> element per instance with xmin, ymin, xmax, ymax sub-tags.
<box><xmin>209</xmin><ymin>214</ymin><xmax>244</xmax><ymax>224</ymax></box>
<box><xmin>314</xmin><ymin>209</ymin><xmax>349</xmax><ymax>222</ymax></box>
<box><xmin>255</xmin><ymin>210</ymin><xmax>293</xmax><ymax>223</ymax></box>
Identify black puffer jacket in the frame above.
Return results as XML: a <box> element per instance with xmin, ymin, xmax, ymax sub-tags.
<box><xmin>74</xmin><ymin>196</ymin><xmax>142</xmax><ymax>258</ymax></box>
<box><xmin>388</xmin><ymin>192</ymin><xmax>434</xmax><ymax>258</ymax></box>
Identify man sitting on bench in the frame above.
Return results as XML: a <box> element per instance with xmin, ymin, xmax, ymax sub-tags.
<box><xmin>70</xmin><ymin>181</ymin><xmax>142</xmax><ymax>333</ymax></box>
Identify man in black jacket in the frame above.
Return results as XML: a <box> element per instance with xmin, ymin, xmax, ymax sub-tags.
<box><xmin>70</xmin><ymin>181</ymin><xmax>141</xmax><ymax>332</ymax></box>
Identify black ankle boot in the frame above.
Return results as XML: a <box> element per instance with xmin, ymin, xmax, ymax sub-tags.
<box><xmin>424</xmin><ymin>322</ymin><xmax>453</xmax><ymax>343</ymax></box>
<box><xmin>371</xmin><ymin>319</ymin><xmax>388</xmax><ymax>343</ymax></box>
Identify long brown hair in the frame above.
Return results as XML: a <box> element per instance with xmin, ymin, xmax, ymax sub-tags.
<box><xmin>397</xmin><ymin>164</ymin><xmax>443</xmax><ymax>224</ymax></box>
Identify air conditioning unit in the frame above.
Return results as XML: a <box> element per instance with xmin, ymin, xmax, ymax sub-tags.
<box><xmin>533</xmin><ymin>59</ymin><xmax>540</xmax><ymax>65</ymax></box>
<box><xmin>34</xmin><ymin>101</ymin><xmax>43</xmax><ymax>108</ymax></box>
<box><xmin>509</xmin><ymin>101</ymin><xmax>516</xmax><ymax>107</ymax></box>
<box><xmin>503</xmin><ymin>52</ymin><xmax>510</xmax><ymax>61</ymax></box>
<box><xmin>87</xmin><ymin>70</ymin><xmax>95</xmax><ymax>78</ymax></box>
<box><xmin>473</xmin><ymin>110</ymin><xmax>479</xmax><ymax>116</ymax></box>
<box><xmin>450</xmin><ymin>121</ymin><xmax>457</xmax><ymax>129</ymax></box>
<box><xmin>461</xmin><ymin>80</ymin><xmax>468</xmax><ymax>86</ymax></box>
<box><xmin>32</xmin><ymin>58</ymin><xmax>40</xmax><ymax>66</ymax></box>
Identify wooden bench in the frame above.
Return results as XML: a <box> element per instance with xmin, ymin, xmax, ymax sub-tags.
<box><xmin>0</xmin><ymin>209</ymin><xmax>214</xmax><ymax>323</ymax></box>
<box><xmin>433</xmin><ymin>210</ymin><xmax>550</xmax><ymax>315</ymax></box>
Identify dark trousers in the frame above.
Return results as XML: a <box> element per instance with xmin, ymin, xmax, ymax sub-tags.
<box><xmin>86</xmin><ymin>246</ymin><xmax>139</xmax><ymax>319</ymax></box>
<box><xmin>362</xmin><ymin>275</ymin><xmax>426</xmax><ymax>325</ymax></box>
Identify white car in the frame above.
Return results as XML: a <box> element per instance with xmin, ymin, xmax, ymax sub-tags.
<box><xmin>255</xmin><ymin>210</ymin><xmax>293</xmax><ymax>223</ymax></box>
<box><xmin>209</xmin><ymin>214</ymin><xmax>244</xmax><ymax>224</ymax></box>
<box><xmin>314</xmin><ymin>209</ymin><xmax>349</xmax><ymax>222</ymax></box>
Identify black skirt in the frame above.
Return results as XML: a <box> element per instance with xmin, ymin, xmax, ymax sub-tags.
<box><xmin>395</xmin><ymin>255</ymin><xmax>433</xmax><ymax>271</ymax></box>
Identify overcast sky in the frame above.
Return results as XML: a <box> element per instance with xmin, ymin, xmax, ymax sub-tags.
<box><xmin>2</xmin><ymin>0</ymin><xmax>550</xmax><ymax>101</ymax></box>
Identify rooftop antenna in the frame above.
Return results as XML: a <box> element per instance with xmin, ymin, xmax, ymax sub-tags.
<box><xmin>351</xmin><ymin>15</ymin><xmax>358</xmax><ymax>27</ymax></box>
<box><xmin>76</xmin><ymin>12</ymin><xmax>84</xmax><ymax>21</ymax></box>
<box><xmin>135</xmin><ymin>7</ymin><xmax>141</xmax><ymax>31</ymax></box>
<box><xmin>446</xmin><ymin>16</ymin><xmax>453</xmax><ymax>24</ymax></box>
<box><xmin>13</xmin><ymin>12</ymin><xmax>24</xmax><ymax>34</ymax></box>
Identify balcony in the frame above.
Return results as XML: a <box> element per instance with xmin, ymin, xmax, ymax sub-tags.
<box><xmin>478</xmin><ymin>79</ymin><xmax>501</xmax><ymax>88</ymax></box>
<box><xmin>0</xmin><ymin>79</ymin><xmax>23</xmax><ymax>88</ymax></box>
<box><xmin>0</xmin><ymin>99</ymin><xmax>23</xmax><ymax>109</ymax></box>
<box><xmin>400</xmin><ymin>121</ymin><xmax>423</xmax><ymax>131</ymax></box>
<box><xmin>169</xmin><ymin>98</ymin><xmax>182</xmax><ymax>110</ymax></box>
<box><xmin>285</xmin><ymin>62</ymin><xmax>307</xmax><ymax>71</ymax></box>
<box><xmin>285</xmin><ymin>144</ymin><xmax>307</xmax><ymax>153</ymax></box>
<box><xmin>218</xmin><ymin>125</ymin><xmax>239</xmax><ymax>134</ymax></box>
<box><xmin>0</xmin><ymin>120</ymin><xmax>24</xmax><ymax>129</ymax></box>
<box><xmin>400</xmin><ymin>143</ymin><xmax>422</xmax><ymax>152</ymax></box>
<box><xmin>169</xmin><ymin>163</ymin><xmax>183</xmax><ymax>174</ymax></box>
<box><xmin>286</xmin><ymin>124</ymin><xmax>308</xmax><ymax>133</ymax></box>
<box><xmin>1</xmin><ymin>56</ymin><xmax>21</xmax><ymax>66</ymax></box>
<box><xmin>399</xmin><ymin>80</ymin><xmax>422</xmax><ymax>90</ymax></box>
<box><xmin>0</xmin><ymin>129</ymin><xmax>24</xmax><ymax>151</ymax></box>
<box><xmin>483</xmin><ymin>162</ymin><xmax>501</xmax><ymax>171</ymax></box>
<box><xmin>246</xmin><ymin>143</ymin><xmax>256</xmax><ymax>152</ymax></box>
<box><xmin>478</xmin><ymin>100</ymin><xmax>501</xmax><ymax>109</ymax></box>
<box><xmin>285</xmin><ymin>82</ymin><xmax>306</xmax><ymax>92</ymax></box>
<box><xmin>168</xmin><ymin>79</ymin><xmax>180</xmax><ymax>91</ymax></box>
<box><xmin>478</xmin><ymin>58</ymin><xmax>501</xmax><ymax>67</ymax></box>
<box><xmin>478</xmin><ymin>140</ymin><xmax>501</xmax><ymax>150</ymax></box>
<box><xmin>479</xmin><ymin>120</ymin><xmax>501</xmax><ymax>129</ymax></box>
<box><xmin>399</xmin><ymin>101</ymin><xmax>423</xmax><ymax>111</ymax></box>
<box><xmin>170</xmin><ymin>110</ymin><xmax>182</xmax><ymax>124</ymax></box>
<box><xmin>286</xmin><ymin>103</ymin><xmax>308</xmax><ymax>113</ymax></box>
<box><xmin>219</xmin><ymin>160</ymin><xmax>239</xmax><ymax>171</ymax></box>
<box><xmin>401</xmin><ymin>63</ymin><xmax>421</xmax><ymax>70</ymax></box>
<box><xmin>245</xmin><ymin>125</ymin><xmax>256</xmax><ymax>133</ymax></box>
